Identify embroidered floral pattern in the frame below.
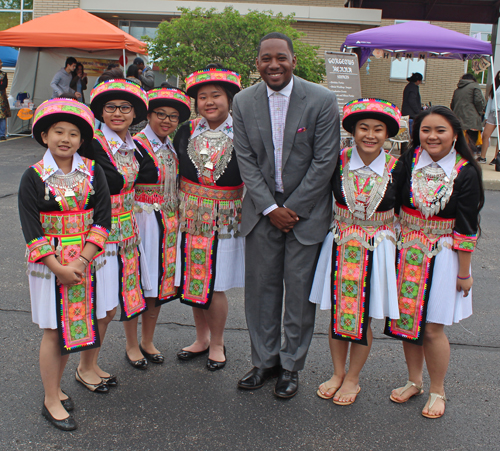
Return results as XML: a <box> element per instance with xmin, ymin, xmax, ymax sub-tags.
<box><xmin>453</xmin><ymin>231</ymin><xmax>477</xmax><ymax>252</ymax></box>
<box><xmin>27</xmin><ymin>237</ymin><xmax>54</xmax><ymax>262</ymax></box>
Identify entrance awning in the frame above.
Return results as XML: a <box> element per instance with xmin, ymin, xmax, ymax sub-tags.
<box><xmin>344</xmin><ymin>0</ymin><xmax>500</xmax><ymax>24</ymax></box>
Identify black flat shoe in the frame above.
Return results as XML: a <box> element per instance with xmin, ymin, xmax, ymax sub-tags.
<box><xmin>60</xmin><ymin>391</ymin><xmax>74</xmax><ymax>411</ymax></box>
<box><xmin>125</xmin><ymin>351</ymin><xmax>148</xmax><ymax>370</ymax></box>
<box><xmin>274</xmin><ymin>368</ymin><xmax>299</xmax><ymax>399</ymax></box>
<box><xmin>42</xmin><ymin>404</ymin><xmax>77</xmax><ymax>431</ymax></box>
<box><xmin>206</xmin><ymin>346</ymin><xmax>226</xmax><ymax>371</ymax></box>
<box><xmin>139</xmin><ymin>345</ymin><xmax>164</xmax><ymax>364</ymax></box>
<box><xmin>101</xmin><ymin>375</ymin><xmax>118</xmax><ymax>387</ymax></box>
<box><xmin>237</xmin><ymin>365</ymin><xmax>281</xmax><ymax>390</ymax></box>
<box><xmin>177</xmin><ymin>347</ymin><xmax>209</xmax><ymax>361</ymax></box>
<box><xmin>75</xmin><ymin>369</ymin><xmax>109</xmax><ymax>393</ymax></box>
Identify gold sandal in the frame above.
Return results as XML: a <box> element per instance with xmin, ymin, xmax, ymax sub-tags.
<box><xmin>332</xmin><ymin>386</ymin><xmax>361</xmax><ymax>406</ymax></box>
<box><xmin>390</xmin><ymin>380</ymin><xmax>424</xmax><ymax>403</ymax></box>
<box><xmin>422</xmin><ymin>393</ymin><xmax>446</xmax><ymax>419</ymax></box>
<box><xmin>316</xmin><ymin>381</ymin><xmax>341</xmax><ymax>400</ymax></box>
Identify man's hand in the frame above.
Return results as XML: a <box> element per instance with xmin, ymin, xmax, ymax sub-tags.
<box><xmin>268</xmin><ymin>207</ymin><xmax>299</xmax><ymax>233</ymax></box>
<box><xmin>75</xmin><ymin>92</ymin><xmax>82</xmax><ymax>99</ymax></box>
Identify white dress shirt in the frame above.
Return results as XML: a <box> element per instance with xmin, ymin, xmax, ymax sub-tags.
<box><xmin>415</xmin><ymin>147</ymin><xmax>457</xmax><ymax>177</ymax></box>
<box><xmin>263</xmin><ymin>78</ymin><xmax>294</xmax><ymax>216</ymax></box>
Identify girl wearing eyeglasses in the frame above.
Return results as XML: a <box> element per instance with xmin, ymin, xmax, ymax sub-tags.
<box><xmin>76</xmin><ymin>79</ymin><xmax>149</xmax><ymax>391</ymax></box>
<box><xmin>121</xmin><ymin>86</ymin><xmax>192</xmax><ymax>366</ymax></box>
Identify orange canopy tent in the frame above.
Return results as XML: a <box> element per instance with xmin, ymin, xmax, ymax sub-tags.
<box><xmin>0</xmin><ymin>8</ymin><xmax>146</xmax><ymax>53</ymax></box>
<box><xmin>1</xmin><ymin>8</ymin><xmax>147</xmax><ymax>107</ymax></box>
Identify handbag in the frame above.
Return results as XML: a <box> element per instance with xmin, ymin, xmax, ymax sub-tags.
<box><xmin>494</xmin><ymin>152</ymin><xmax>500</xmax><ymax>172</ymax></box>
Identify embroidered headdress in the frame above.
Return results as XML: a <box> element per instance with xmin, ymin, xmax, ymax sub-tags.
<box><xmin>90</xmin><ymin>78</ymin><xmax>148</xmax><ymax>125</ymax></box>
<box><xmin>32</xmin><ymin>98</ymin><xmax>94</xmax><ymax>148</ymax></box>
<box><xmin>342</xmin><ymin>98</ymin><xmax>401</xmax><ymax>138</ymax></box>
<box><xmin>148</xmin><ymin>87</ymin><xmax>191</xmax><ymax>123</ymax></box>
<box><xmin>185</xmin><ymin>68</ymin><xmax>242</xmax><ymax>98</ymax></box>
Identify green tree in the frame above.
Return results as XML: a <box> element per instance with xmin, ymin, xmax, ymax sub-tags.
<box><xmin>147</xmin><ymin>7</ymin><xmax>325</xmax><ymax>88</ymax></box>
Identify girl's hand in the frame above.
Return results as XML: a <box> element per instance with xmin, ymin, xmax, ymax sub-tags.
<box><xmin>54</xmin><ymin>265</ymin><xmax>83</xmax><ymax>286</ymax></box>
<box><xmin>456</xmin><ymin>275</ymin><xmax>473</xmax><ymax>297</ymax></box>
<box><xmin>67</xmin><ymin>259</ymin><xmax>87</xmax><ymax>274</ymax></box>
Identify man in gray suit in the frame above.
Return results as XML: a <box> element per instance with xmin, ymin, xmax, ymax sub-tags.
<box><xmin>233</xmin><ymin>32</ymin><xmax>340</xmax><ymax>398</ymax></box>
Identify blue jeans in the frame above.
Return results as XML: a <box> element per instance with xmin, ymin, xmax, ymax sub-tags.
<box><xmin>0</xmin><ymin>118</ymin><xmax>6</xmax><ymax>138</ymax></box>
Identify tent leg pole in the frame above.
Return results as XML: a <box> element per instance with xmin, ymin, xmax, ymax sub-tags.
<box><xmin>123</xmin><ymin>49</ymin><xmax>126</xmax><ymax>71</ymax></box>
<box><xmin>32</xmin><ymin>49</ymin><xmax>40</xmax><ymax>101</ymax></box>
<box><xmin>491</xmin><ymin>57</ymin><xmax>499</xmax><ymax>150</ymax></box>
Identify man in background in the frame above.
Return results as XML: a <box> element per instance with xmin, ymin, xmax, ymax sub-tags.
<box><xmin>133</xmin><ymin>57</ymin><xmax>154</xmax><ymax>91</ymax></box>
<box><xmin>50</xmin><ymin>57</ymin><xmax>81</xmax><ymax>99</ymax></box>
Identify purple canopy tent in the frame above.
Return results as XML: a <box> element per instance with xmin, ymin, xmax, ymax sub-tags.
<box><xmin>341</xmin><ymin>21</ymin><xmax>497</xmax><ymax>129</ymax></box>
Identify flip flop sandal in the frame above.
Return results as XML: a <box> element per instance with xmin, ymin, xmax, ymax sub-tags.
<box><xmin>422</xmin><ymin>393</ymin><xmax>446</xmax><ymax>419</ymax></box>
<box><xmin>390</xmin><ymin>380</ymin><xmax>424</xmax><ymax>404</ymax></box>
<box><xmin>316</xmin><ymin>381</ymin><xmax>341</xmax><ymax>400</ymax></box>
<box><xmin>332</xmin><ymin>386</ymin><xmax>361</xmax><ymax>406</ymax></box>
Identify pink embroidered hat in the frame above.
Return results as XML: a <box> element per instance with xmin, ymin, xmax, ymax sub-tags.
<box><xmin>90</xmin><ymin>78</ymin><xmax>148</xmax><ymax>125</ymax></box>
<box><xmin>148</xmin><ymin>87</ymin><xmax>191</xmax><ymax>123</ymax></box>
<box><xmin>32</xmin><ymin>98</ymin><xmax>95</xmax><ymax>147</ymax></box>
<box><xmin>342</xmin><ymin>98</ymin><xmax>401</xmax><ymax>138</ymax></box>
<box><xmin>185</xmin><ymin>68</ymin><xmax>242</xmax><ymax>98</ymax></box>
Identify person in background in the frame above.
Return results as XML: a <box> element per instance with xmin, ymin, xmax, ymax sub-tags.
<box><xmin>478</xmin><ymin>71</ymin><xmax>500</xmax><ymax>164</ymax></box>
<box><xmin>402</xmin><ymin>72</ymin><xmax>423</xmax><ymax>135</ymax></box>
<box><xmin>70</xmin><ymin>63</ymin><xmax>88</xmax><ymax>104</ymax></box>
<box><xmin>0</xmin><ymin>59</ymin><xmax>11</xmax><ymax>141</ymax></box>
<box><xmin>450</xmin><ymin>73</ymin><xmax>485</xmax><ymax>154</ymax></box>
<box><xmin>126</xmin><ymin>64</ymin><xmax>142</xmax><ymax>87</ymax></box>
<box><xmin>50</xmin><ymin>57</ymin><xmax>81</xmax><ymax>100</ymax></box>
<box><xmin>134</xmin><ymin>57</ymin><xmax>154</xmax><ymax>92</ymax></box>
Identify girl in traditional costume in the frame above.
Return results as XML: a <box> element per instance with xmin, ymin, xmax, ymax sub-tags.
<box><xmin>19</xmin><ymin>98</ymin><xmax>111</xmax><ymax>430</ymax></box>
<box><xmin>78</xmin><ymin>79</ymin><xmax>148</xmax><ymax>383</ymax></box>
<box><xmin>173</xmin><ymin>65</ymin><xmax>244</xmax><ymax>370</ymax></box>
<box><xmin>124</xmin><ymin>86</ymin><xmax>191</xmax><ymax>365</ymax></box>
<box><xmin>310</xmin><ymin>98</ymin><xmax>402</xmax><ymax>406</ymax></box>
<box><xmin>386</xmin><ymin>106</ymin><xmax>483</xmax><ymax>419</ymax></box>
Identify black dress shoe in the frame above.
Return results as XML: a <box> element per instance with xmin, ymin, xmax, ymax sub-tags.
<box><xmin>60</xmin><ymin>391</ymin><xmax>74</xmax><ymax>411</ymax></box>
<box><xmin>101</xmin><ymin>375</ymin><xmax>118</xmax><ymax>387</ymax></box>
<box><xmin>237</xmin><ymin>365</ymin><xmax>281</xmax><ymax>390</ymax></box>
<box><xmin>177</xmin><ymin>347</ymin><xmax>209</xmax><ymax>361</ymax></box>
<box><xmin>42</xmin><ymin>404</ymin><xmax>77</xmax><ymax>431</ymax></box>
<box><xmin>206</xmin><ymin>346</ymin><xmax>226</xmax><ymax>371</ymax></box>
<box><xmin>75</xmin><ymin>369</ymin><xmax>109</xmax><ymax>393</ymax></box>
<box><xmin>125</xmin><ymin>352</ymin><xmax>148</xmax><ymax>370</ymax></box>
<box><xmin>274</xmin><ymin>368</ymin><xmax>299</xmax><ymax>399</ymax></box>
<box><xmin>140</xmin><ymin>345</ymin><xmax>164</xmax><ymax>364</ymax></box>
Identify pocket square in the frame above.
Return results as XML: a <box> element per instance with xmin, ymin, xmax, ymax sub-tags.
<box><xmin>297</xmin><ymin>127</ymin><xmax>307</xmax><ymax>133</ymax></box>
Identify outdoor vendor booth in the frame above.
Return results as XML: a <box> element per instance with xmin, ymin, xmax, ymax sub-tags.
<box><xmin>0</xmin><ymin>8</ymin><xmax>146</xmax><ymax>134</ymax></box>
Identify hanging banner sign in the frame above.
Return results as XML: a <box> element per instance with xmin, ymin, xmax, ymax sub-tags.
<box><xmin>76</xmin><ymin>58</ymin><xmax>119</xmax><ymax>76</ymax></box>
<box><xmin>325</xmin><ymin>51</ymin><xmax>362</xmax><ymax>143</ymax></box>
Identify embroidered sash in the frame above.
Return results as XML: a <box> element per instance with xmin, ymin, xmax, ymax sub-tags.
<box><xmin>134</xmin><ymin>184</ymin><xmax>180</xmax><ymax>303</ymax></box>
<box><xmin>384</xmin><ymin>206</ymin><xmax>454</xmax><ymax>344</ymax></box>
<box><xmin>41</xmin><ymin>211</ymin><xmax>99</xmax><ymax>354</ymax></box>
<box><xmin>108</xmin><ymin>189</ymin><xmax>145</xmax><ymax>320</ymax></box>
<box><xmin>331</xmin><ymin>149</ymin><xmax>398</xmax><ymax>345</ymax></box>
<box><xmin>179</xmin><ymin>177</ymin><xmax>243</xmax><ymax>308</ymax></box>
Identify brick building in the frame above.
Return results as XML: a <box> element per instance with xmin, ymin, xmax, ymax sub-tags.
<box><xmin>31</xmin><ymin>0</ymin><xmax>484</xmax><ymax>110</ymax></box>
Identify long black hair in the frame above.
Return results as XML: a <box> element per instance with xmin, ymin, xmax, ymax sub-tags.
<box><xmin>488</xmin><ymin>71</ymin><xmax>500</xmax><ymax>99</ymax></box>
<box><xmin>410</xmin><ymin>105</ymin><xmax>484</xmax><ymax>232</ymax></box>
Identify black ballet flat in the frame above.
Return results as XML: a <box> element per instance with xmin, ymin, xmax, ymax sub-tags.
<box><xmin>177</xmin><ymin>347</ymin><xmax>209</xmax><ymax>361</ymax></box>
<box><xmin>75</xmin><ymin>369</ymin><xmax>109</xmax><ymax>393</ymax></box>
<box><xmin>42</xmin><ymin>404</ymin><xmax>77</xmax><ymax>431</ymax></box>
<box><xmin>206</xmin><ymin>346</ymin><xmax>226</xmax><ymax>371</ymax></box>
<box><xmin>125</xmin><ymin>352</ymin><xmax>148</xmax><ymax>370</ymax></box>
<box><xmin>101</xmin><ymin>375</ymin><xmax>118</xmax><ymax>387</ymax></box>
<box><xmin>139</xmin><ymin>345</ymin><xmax>164</xmax><ymax>364</ymax></box>
<box><xmin>60</xmin><ymin>391</ymin><xmax>74</xmax><ymax>411</ymax></box>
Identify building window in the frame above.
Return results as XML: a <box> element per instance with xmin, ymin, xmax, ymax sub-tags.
<box><xmin>468</xmin><ymin>23</ymin><xmax>492</xmax><ymax>85</ymax></box>
<box><xmin>119</xmin><ymin>20</ymin><xmax>160</xmax><ymax>40</ymax></box>
<box><xmin>390</xmin><ymin>20</ymin><xmax>427</xmax><ymax>81</ymax></box>
<box><xmin>0</xmin><ymin>0</ymin><xmax>33</xmax><ymax>31</ymax></box>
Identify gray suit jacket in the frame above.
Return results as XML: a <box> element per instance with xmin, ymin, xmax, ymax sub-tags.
<box><xmin>233</xmin><ymin>76</ymin><xmax>340</xmax><ymax>245</ymax></box>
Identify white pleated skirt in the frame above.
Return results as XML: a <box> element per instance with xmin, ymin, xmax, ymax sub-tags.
<box><xmin>309</xmin><ymin>230</ymin><xmax>400</xmax><ymax>320</ymax></box>
<box><xmin>94</xmin><ymin>243</ymin><xmax>120</xmax><ymax>319</ymax></box>
<box><xmin>135</xmin><ymin>206</ymin><xmax>165</xmax><ymax>298</ymax></box>
<box><xmin>174</xmin><ymin>226</ymin><xmax>245</xmax><ymax>292</ymax></box>
<box><xmin>425</xmin><ymin>237</ymin><xmax>472</xmax><ymax>325</ymax></box>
